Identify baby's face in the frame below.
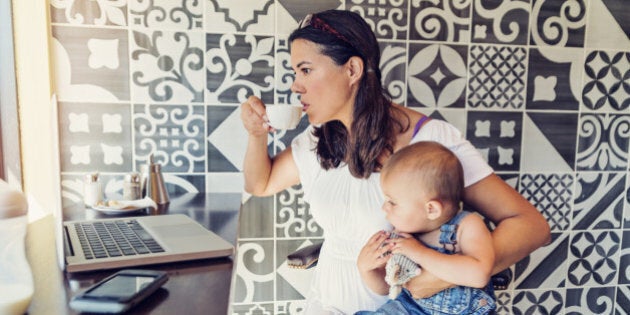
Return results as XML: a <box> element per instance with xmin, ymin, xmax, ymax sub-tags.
<box><xmin>380</xmin><ymin>172</ymin><xmax>431</xmax><ymax>234</ymax></box>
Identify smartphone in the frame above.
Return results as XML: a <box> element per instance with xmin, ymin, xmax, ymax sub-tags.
<box><xmin>69</xmin><ymin>269</ymin><xmax>168</xmax><ymax>314</ymax></box>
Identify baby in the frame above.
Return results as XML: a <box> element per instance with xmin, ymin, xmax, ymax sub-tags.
<box><xmin>357</xmin><ymin>141</ymin><xmax>496</xmax><ymax>314</ymax></box>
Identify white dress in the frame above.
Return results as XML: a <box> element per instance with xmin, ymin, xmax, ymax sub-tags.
<box><xmin>291</xmin><ymin>119</ymin><xmax>493</xmax><ymax>314</ymax></box>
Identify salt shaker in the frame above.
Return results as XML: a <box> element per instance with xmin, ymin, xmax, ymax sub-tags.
<box><xmin>83</xmin><ymin>172</ymin><xmax>103</xmax><ymax>207</ymax></box>
<box><xmin>123</xmin><ymin>172</ymin><xmax>141</xmax><ymax>200</ymax></box>
<box><xmin>0</xmin><ymin>179</ymin><xmax>33</xmax><ymax>315</ymax></box>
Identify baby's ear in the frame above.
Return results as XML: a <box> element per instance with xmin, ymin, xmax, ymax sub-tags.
<box><xmin>425</xmin><ymin>200</ymin><xmax>443</xmax><ymax>220</ymax></box>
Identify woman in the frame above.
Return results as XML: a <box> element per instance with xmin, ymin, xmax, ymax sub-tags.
<box><xmin>240</xmin><ymin>9</ymin><xmax>550</xmax><ymax>314</ymax></box>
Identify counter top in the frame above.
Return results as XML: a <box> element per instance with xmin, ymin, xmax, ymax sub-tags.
<box><xmin>26</xmin><ymin>193</ymin><xmax>239</xmax><ymax>315</ymax></box>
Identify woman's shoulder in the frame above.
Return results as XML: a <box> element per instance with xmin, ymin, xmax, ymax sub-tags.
<box><xmin>412</xmin><ymin>118</ymin><xmax>464</xmax><ymax>144</ymax></box>
<box><xmin>291</xmin><ymin>125</ymin><xmax>319</xmax><ymax>158</ymax></box>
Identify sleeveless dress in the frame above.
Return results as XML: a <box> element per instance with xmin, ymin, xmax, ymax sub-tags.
<box><xmin>291</xmin><ymin>119</ymin><xmax>493</xmax><ymax>314</ymax></box>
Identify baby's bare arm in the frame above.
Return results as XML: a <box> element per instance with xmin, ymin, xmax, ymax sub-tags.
<box><xmin>394</xmin><ymin>214</ymin><xmax>494</xmax><ymax>288</ymax></box>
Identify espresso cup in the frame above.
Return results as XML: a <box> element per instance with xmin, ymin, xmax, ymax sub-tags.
<box><xmin>266</xmin><ymin>105</ymin><xmax>302</xmax><ymax>130</ymax></box>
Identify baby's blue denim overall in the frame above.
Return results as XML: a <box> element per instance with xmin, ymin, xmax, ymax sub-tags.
<box><xmin>356</xmin><ymin>211</ymin><xmax>496</xmax><ymax>315</ymax></box>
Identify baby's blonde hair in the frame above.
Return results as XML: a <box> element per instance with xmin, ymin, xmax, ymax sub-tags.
<box><xmin>382</xmin><ymin>141</ymin><xmax>464</xmax><ymax>214</ymax></box>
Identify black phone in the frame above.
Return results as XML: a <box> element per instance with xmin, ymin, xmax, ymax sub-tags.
<box><xmin>69</xmin><ymin>269</ymin><xmax>168</xmax><ymax>314</ymax></box>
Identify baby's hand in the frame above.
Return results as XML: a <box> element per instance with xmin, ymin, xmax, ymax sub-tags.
<box><xmin>390</xmin><ymin>232</ymin><xmax>425</xmax><ymax>258</ymax></box>
<box><xmin>357</xmin><ymin>230</ymin><xmax>394</xmax><ymax>273</ymax></box>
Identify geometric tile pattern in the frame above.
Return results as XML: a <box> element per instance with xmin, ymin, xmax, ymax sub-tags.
<box><xmin>130</xmin><ymin>30</ymin><xmax>205</xmax><ymax>103</ymax></box>
<box><xmin>130</xmin><ymin>0</ymin><xmax>203</xmax><ymax>30</ymax></box>
<box><xmin>407</xmin><ymin>43</ymin><xmax>468</xmax><ymax>108</ymax></box>
<box><xmin>567</xmin><ymin>231</ymin><xmax>620</xmax><ymax>287</ymax></box>
<box><xmin>529</xmin><ymin>0</ymin><xmax>586</xmax><ymax>47</ymax></box>
<box><xmin>519</xmin><ymin>173</ymin><xmax>573</xmax><ymax>231</ymax></box>
<box><xmin>511</xmin><ymin>289</ymin><xmax>564</xmax><ymax>315</ymax></box>
<box><xmin>350</xmin><ymin>1</ymin><xmax>408</xmax><ymax>40</ymax></box>
<box><xmin>58</xmin><ymin>102</ymin><xmax>133</xmax><ymax>173</ymax></box>
<box><xmin>48</xmin><ymin>0</ymin><xmax>630</xmax><ymax>314</ymax></box>
<box><xmin>468</xmin><ymin>45</ymin><xmax>527</xmax><ymax>109</ymax></box>
<box><xmin>205</xmin><ymin>0</ymin><xmax>275</xmax><ymax>34</ymax></box>
<box><xmin>526</xmin><ymin>47</ymin><xmax>583</xmax><ymax>111</ymax></box>
<box><xmin>513</xmin><ymin>232</ymin><xmax>569</xmax><ymax>290</ymax></box>
<box><xmin>582</xmin><ymin>51</ymin><xmax>630</xmax><ymax>112</ymax></box>
<box><xmin>471</xmin><ymin>0</ymin><xmax>531</xmax><ymax>45</ymax></box>
<box><xmin>587</xmin><ymin>0</ymin><xmax>630</xmax><ymax>50</ymax></box>
<box><xmin>576</xmin><ymin>114</ymin><xmax>630</xmax><ymax>171</ymax></box>
<box><xmin>50</xmin><ymin>1</ymin><xmax>128</xmax><ymax>26</ymax></box>
<box><xmin>51</xmin><ymin>26</ymin><xmax>130</xmax><ymax>102</ymax></box>
<box><xmin>467</xmin><ymin>111</ymin><xmax>522</xmax><ymax>172</ymax></box>
<box><xmin>133</xmin><ymin>104</ymin><xmax>206</xmax><ymax>173</ymax></box>
<box><xmin>521</xmin><ymin>112</ymin><xmax>578</xmax><ymax>172</ymax></box>
<box><xmin>206</xmin><ymin>33</ymin><xmax>275</xmax><ymax>105</ymax></box>
<box><xmin>409</xmin><ymin>0</ymin><xmax>470</xmax><ymax>43</ymax></box>
<box><xmin>565</xmin><ymin>286</ymin><xmax>616</xmax><ymax>314</ymax></box>
<box><xmin>573</xmin><ymin>172</ymin><xmax>625</xmax><ymax>230</ymax></box>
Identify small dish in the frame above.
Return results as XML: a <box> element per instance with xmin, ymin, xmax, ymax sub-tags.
<box><xmin>89</xmin><ymin>197</ymin><xmax>157</xmax><ymax>215</ymax></box>
<box><xmin>90</xmin><ymin>204</ymin><xmax>147</xmax><ymax>215</ymax></box>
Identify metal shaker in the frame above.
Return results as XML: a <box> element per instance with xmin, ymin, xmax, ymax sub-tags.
<box><xmin>145</xmin><ymin>154</ymin><xmax>169</xmax><ymax>205</ymax></box>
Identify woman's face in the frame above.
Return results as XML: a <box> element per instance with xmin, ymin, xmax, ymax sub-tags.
<box><xmin>290</xmin><ymin>39</ymin><xmax>355</xmax><ymax>127</ymax></box>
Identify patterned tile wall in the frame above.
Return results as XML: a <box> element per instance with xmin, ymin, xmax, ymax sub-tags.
<box><xmin>49</xmin><ymin>1</ymin><xmax>630</xmax><ymax>314</ymax></box>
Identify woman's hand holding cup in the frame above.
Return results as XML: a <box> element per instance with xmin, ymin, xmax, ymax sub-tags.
<box><xmin>241</xmin><ymin>95</ymin><xmax>272</xmax><ymax>136</ymax></box>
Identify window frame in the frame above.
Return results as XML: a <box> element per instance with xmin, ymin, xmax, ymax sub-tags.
<box><xmin>0</xmin><ymin>0</ymin><xmax>22</xmax><ymax>185</ymax></box>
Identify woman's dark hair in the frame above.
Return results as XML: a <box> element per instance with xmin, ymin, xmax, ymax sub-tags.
<box><xmin>288</xmin><ymin>10</ymin><xmax>408</xmax><ymax>178</ymax></box>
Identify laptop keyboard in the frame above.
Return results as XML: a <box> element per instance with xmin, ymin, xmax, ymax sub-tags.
<box><xmin>74</xmin><ymin>219</ymin><xmax>165</xmax><ymax>259</ymax></box>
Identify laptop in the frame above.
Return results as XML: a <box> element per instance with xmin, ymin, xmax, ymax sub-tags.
<box><xmin>58</xmin><ymin>212</ymin><xmax>234</xmax><ymax>273</ymax></box>
<box><xmin>49</xmin><ymin>96</ymin><xmax>233</xmax><ymax>273</ymax></box>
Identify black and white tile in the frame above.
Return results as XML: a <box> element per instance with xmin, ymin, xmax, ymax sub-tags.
<box><xmin>133</xmin><ymin>103</ymin><xmax>206</xmax><ymax>172</ymax></box>
<box><xmin>468</xmin><ymin>44</ymin><xmax>527</xmax><ymax>109</ymax></box>
<box><xmin>529</xmin><ymin>0</ymin><xmax>586</xmax><ymax>47</ymax></box>
<box><xmin>58</xmin><ymin>102</ymin><xmax>133</xmax><ymax>173</ymax></box>
<box><xmin>349</xmin><ymin>0</ymin><xmax>408</xmax><ymax>40</ymax></box>
<box><xmin>205</xmin><ymin>0</ymin><xmax>275</xmax><ymax>34</ymax></box>
<box><xmin>520</xmin><ymin>173</ymin><xmax>573</xmax><ymax>231</ymax></box>
<box><xmin>410</xmin><ymin>0</ymin><xmax>470</xmax><ymax>43</ymax></box>
<box><xmin>130</xmin><ymin>30</ymin><xmax>205</xmax><ymax>103</ymax></box>
<box><xmin>526</xmin><ymin>47</ymin><xmax>582</xmax><ymax>111</ymax></box>
<box><xmin>573</xmin><ymin>172</ymin><xmax>624</xmax><ymax>230</ymax></box>
<box><xmin>50</xmin><ymin>1</ymin><xmax>127</xmax><ymax>26</ymax></box>
<box><xmin>130</xmin><ymin>0</ymin><xmax>203</xmax><ymax>30</ymax></box>
<box><xmin>471</xmin><ymin>0</ymin><xmax>531</xmax><ymax>45</ymax></box>
<box><xmin>206</xmin><ymin>33</ymin><xmax>275</xmax><ymax>104</ymax></box>
<box><xmin>576</xmin><ymin>114</ymin><xmax>630</xmax><ymax>171</ymax></box>
<box><xmin>48</xmin><ymin>1</ymin><xmax>630</xmax><ymax>313</ymax></box>
<box><xmin>565</xmin><ymin>286</ymin><xmax>616</xmax><ymax>314</ymax></box>
<box><xmin>407</xmin><ymin>43</ymin><xmax>468</xmax><ymax>108</ymax></box>
<box><xmin>582</xmin><ymin>51</ymin><xmax>630</xmax><ymax>112</ymax></box>
<box><xmin>51</xmin><ymin>26</ymin><xmax>130</xmax><ymax>102</ymax></box>
<box><xmin>467</xmin><ymin>111</ymin><xmax>522</xmax><ymax>172</ymax></box>
<box><xmin>511</xmin><ymin>289</ymin><xmax>564</xmax><ymax>315</ymax></box>
<box><xmin>586</xmin><ymin>0</ymin><xmax>630</xmax><ymax>50</ymax></box>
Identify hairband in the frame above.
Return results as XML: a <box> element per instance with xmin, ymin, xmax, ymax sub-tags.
<box><xmin>299</xmin><ymin>13</ymin><xmax>351</xmax><ymax>45</ymax></box>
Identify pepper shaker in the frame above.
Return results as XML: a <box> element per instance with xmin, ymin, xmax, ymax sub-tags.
<box><xmin>122</xmin><ymin>172</ymin><xmax>141</xmax><ymax>200</ymax></box>
<box><xmin>145</xmin><ymin>154</ymin><xmax>169</xmax><ymax>205</ymax></box>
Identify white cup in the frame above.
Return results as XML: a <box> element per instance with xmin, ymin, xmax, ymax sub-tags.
<box><xmin>266</xmin><ymin>105</ymin><xmax>302</xmax><ymax>130</ymax></box>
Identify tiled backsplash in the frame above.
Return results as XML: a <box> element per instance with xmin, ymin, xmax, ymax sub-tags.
<box><xmin>50</xmin><ymin>1</ymin><xmax>629</xmax><ymax>314</ymax></box>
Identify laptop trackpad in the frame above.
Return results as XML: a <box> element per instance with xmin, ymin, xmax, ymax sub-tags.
<box><xmin>153</xmin><ymin>224</ymin><xmax>206</xmax><ymax>238</ymax></box>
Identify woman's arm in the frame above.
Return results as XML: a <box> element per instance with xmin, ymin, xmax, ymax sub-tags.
<box><xmin>464</xmin><ymin>173</ymin><xmax>551</xmax><ymax>273</ymax></box>
<box><xmin>404</xmin><ymin>173</ymin><xmax>550</xmax><ymax>298</ymax></box>
<box><xmin>241</xmin><ymin>96</ymin><xmax>300</xmax><ymax>196</ymax></box>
